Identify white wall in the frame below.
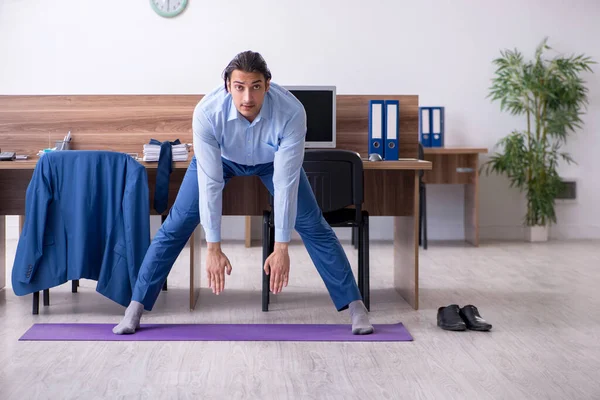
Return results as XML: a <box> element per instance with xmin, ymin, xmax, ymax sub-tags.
<box><xmin>1</xmin><ymin>0</ymin><xmax>600</xmax><ymax>242</ymax></box>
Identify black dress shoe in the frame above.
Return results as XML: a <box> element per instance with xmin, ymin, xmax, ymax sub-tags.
<box><xmin>437</xmin><ymin>304</ymin><xmax>466</xmax><ymax>331</ymax></box>
<box><xmin>459</xmin><ymin>305</ymin><xmax>492</xmax><ymax>331</ymax></box>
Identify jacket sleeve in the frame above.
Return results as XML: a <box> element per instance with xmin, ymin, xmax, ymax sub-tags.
<box><xmin>12</xmin><ymin>157</ymin><xmax>53</xmax><ymax>284</ymax></box>
<box><xmin>123</xmin><ymin>159</ymin><xmax>151</xmax><ymax>294</ymax></box>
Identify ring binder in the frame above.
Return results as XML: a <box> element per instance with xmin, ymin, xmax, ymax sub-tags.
<box><xmin>384</xmin><ymin>100</ymin><xmax>399</xmax><ymax>160</ymax></box>
<box><xmin>368</xmin><ymin>100</ymin><xmax>385</xmax><ymax>158</ymax></box>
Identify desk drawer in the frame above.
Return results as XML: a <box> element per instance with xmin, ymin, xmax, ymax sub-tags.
<box><xmin>422</xmin><ymin>154</ymin><xmax>477</xmax><ymax>184</ymax></box>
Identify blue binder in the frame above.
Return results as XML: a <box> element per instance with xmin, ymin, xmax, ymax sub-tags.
<box><xmin>431</xmin><ymin>106</ymin><xmax>444</xmax><ymax>148</ymax></box>
<box><xmin>419</xmin><ymin>107</ymin><xmax>432</xmax><ymax>147</ymax></box>
<box><xmin>384</xmin><ymin>100</ymin><xmax>399</xmax><ymax>160</ymax></box>
<box><xmin>368</xmin><ymin>100</ymin><xmax>385</xmax><ymax>157</ymax></box>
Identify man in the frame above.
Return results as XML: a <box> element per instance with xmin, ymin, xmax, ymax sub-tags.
<box><xmin>113</xmin><ymin>50</ymin><xmax>373</xmax><ymax>335</ymax></box>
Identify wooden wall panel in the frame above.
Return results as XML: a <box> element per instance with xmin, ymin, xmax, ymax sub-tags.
<box><xmin>0</xmin><ymin>95</ymin><xmax>201</xmax><ymax>110</ymax></box>
<box><xmin>336</xmin><ymin>95</ymin><xmax>418</xmax><ymax>159</ymax></box>
<box><xmin>0</xmin><ymin>133</ymin><xmax>193</xmax><ymax>159</ymax></box>
<box><xmin>0</xmin><ymin>93</ymin><xmax>418</xmax><ymax>159</ymax></box>
<box><xmin>0</xmin><ymin>95</ymin><xmax>201</xmax><ymax>157</ymax></box>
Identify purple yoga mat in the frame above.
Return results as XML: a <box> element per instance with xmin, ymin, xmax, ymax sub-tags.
<box><xmin>19</xmin><ymin>322</ymin><xmax>412</xmax><ymax>342</ymax></box>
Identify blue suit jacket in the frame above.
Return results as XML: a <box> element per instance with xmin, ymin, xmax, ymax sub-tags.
<box><xmin>12</xmin><ymin>151</ymin><xmax>151</xmax><ymax>308</ymax></box>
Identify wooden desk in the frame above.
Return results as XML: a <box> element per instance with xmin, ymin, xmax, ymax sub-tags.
<box><xmin>422</xmin><ymin>147</ymin><xmax>488</xmax><ymax>246</ymax></box>
<box><xmin>0</xmin><ymin>157</ymin><xmax>432</xmax><ymax>310</ymax></box>
<box><xmin>0</xmin><ymin>92</ymin><xmax>427</xmax><ymax>310</ymax></box>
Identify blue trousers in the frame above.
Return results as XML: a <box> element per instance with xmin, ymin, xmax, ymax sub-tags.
<box><xmin>132</xmin><ymin>156</ymin><xmax>362</xmax><ymax>311</ymax></box>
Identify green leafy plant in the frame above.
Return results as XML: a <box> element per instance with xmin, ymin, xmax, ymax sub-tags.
<box><xmin>481</xmin><ymin>37</ymin><xmax>595</xmax><ymax>227</ymax></box>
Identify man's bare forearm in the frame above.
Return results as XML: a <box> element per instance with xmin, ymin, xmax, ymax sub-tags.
<box><xmin>274</xmin><ymin>242</ymin><xmax>289</xmax><ymax>252</ymax></box>
<box><xmin>207</xmin><ymin>242</ymin><xmax>222</xmax><ymax>252</ymax></box>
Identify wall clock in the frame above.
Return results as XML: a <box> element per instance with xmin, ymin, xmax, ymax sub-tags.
<box><xmin>150</xmin><ymin>0</ymin><xmax>188</xmax><ymax>18</ymax></box>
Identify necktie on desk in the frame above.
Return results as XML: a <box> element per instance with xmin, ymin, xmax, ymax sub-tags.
<box><xmin>149</xmin><ymin>138</ymin><xmax>181</xmax><ymax>214</ymax></box>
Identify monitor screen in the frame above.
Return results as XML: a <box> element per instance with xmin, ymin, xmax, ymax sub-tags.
<box><xmin>284</xmin><ymin>86</ymin><xmax>336</xmax><ymax>148</ymax></box>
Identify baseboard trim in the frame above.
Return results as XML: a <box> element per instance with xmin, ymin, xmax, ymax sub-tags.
<box><xmin>480</xmin><ymin>224</ymin><xmax>600</xmax><ymax>240</ymax></box>
<box><xmin>549</xmin><ymin>224</ymin><xmax>600</xmax><ymax>240</ymax></box>
<box><xmin>479</xmin><ymin>225</ymin><xmax>526</xmax><ymax>241</ymax></box>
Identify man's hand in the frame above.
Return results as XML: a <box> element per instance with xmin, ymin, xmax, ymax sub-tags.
<box><xmin>205</xmin><ymin>242</ymin><xmax>232</xmax><ymax>295</ymax></box>
<box><xmin>264</xmin><ymin>242</ymin><xmax>290</xmax><ymax>294</ymax></box>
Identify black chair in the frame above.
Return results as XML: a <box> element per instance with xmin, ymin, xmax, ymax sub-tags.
<box><xmin>24</xmin><ymin>150</ymin><xmax>150</xmax><ymax>315</ymax></box>
<box><xmin>262</xmin><ymin>149</ymin><xmax>370</xmax><ymax>312</ymax></box>
<box><xmin>33</xmin><ymin>217</ymin><xmax>169</xmax><ymax>315</ymax></box>
<box><xmin>418</xmin><ymin>143</ymin><xmax>428</xmax><ymax>249</ymax></box>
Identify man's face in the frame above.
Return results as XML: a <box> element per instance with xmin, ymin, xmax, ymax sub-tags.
<box><xmin>227</xmin><ymin>69</ymin><xmax>270</xmax><ymax>122</ymax></box>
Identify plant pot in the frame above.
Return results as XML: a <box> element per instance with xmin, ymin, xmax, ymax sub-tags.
<box><xmin>526</xmin><ymin>225</ymin><xmax>549</xmax><ymax>242</ymax></box>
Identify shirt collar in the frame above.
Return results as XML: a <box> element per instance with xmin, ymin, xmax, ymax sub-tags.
<box><xmin>256</xmin><ymin>94</ymin><xmax>272</xmax><ymax>122</ymax></box>
<box><xmin>226</xmin><ymin>98</ymin><xmax>239</xmax><ymax>121</ymax></box>
<box><xmin>226</xmin><ymin>92</ymin><xmax>272</xmax><ymax>125</ymax></box>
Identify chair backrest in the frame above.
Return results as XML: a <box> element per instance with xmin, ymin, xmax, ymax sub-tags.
<box><xmin>301</xmin><ymin>149</ymin><xmax>364</xmax><ymax>216</ymax></box>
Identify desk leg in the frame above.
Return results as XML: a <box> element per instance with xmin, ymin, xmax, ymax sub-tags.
<box><xmin>189</xmin><ymin>224</ymin><xmax>202</xmax><ymax>310</ymax></box>
<box><xmin>464</xmin><ymin>160</ymin><xmax>479</xmax><ymax>246</ymax></box>
<box><xmin>0</xmin><ymin>216</ymin><xmax>5</xmax><ymax>290</ymax></box>
<box><xmin>245</xmin><ymin>216</ymin><xmax>252</xmax><ymax>248</ymax></box>
<box><xmin>393</xmin><ymin>171</ymin><xmax>419</xmax><ymax>310</ymax></box>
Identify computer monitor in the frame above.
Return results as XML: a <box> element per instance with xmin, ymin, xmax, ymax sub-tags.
<box><xmin>284</xmin><ymin>85</ymin><xmax>336</xmax><ymax>148</ymax></box>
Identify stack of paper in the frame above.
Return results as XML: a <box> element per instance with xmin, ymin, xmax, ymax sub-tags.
<box><xmin>142</xmin><ymin>143</ymin><xmax>189</xmax><ymax>162</ymax></box>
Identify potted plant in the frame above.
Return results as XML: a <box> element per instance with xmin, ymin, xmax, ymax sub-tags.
<box><xmin>481</xmin><ymin>38</ymin><xmax>595</xmax><ymax>241</ymax></box>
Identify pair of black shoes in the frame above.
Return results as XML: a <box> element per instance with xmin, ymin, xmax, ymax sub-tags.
<box><xmin>437</xmin><ymin>304</ymin><xmax>492</xmax><ymax>331</ymax></box>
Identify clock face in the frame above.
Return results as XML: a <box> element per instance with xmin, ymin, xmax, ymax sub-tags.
<box><xmin>150</xmin><ymin>0</ymin><xmax>188</xmax><ymax>18</ymax></box>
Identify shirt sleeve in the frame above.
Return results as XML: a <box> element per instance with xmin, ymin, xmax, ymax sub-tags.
<box><xmin>273</xmin><ymin>108</ymin><xmax>307</xmax><ymax>242</ymax></box>
<box><xmin>192</xmin><ymin>105</ymin><xmax>224</xmax><ymax>243</ymax></box>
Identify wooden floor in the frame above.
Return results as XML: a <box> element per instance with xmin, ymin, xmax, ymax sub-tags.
<box><xmin>1</xmin><ymin>238</ymin><xmax>600</xmax><ymax>399</ymax></box>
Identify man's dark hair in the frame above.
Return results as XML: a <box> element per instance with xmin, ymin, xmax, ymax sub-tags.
<box><xmin>222</xmin><ymin>50</ymin><xmax>272</xmax><ymax>92</ymax></box>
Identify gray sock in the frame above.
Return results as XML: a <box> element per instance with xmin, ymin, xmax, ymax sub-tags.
<box><xmin>349</xmin><ymin>300</ymin><xmax>374</xmax><ymax>335</ymax></box>
<box><xmin>112</xmin><ymin>301</ymin><xmax>144</xmax><ymax>335</ymax></box>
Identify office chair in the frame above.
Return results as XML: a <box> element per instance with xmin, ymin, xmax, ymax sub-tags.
<box><xmin>18</xmin><ymin>150</ymin><xmax>151</xmax><ymax>315</ymax></box>
<box><xmin>418</xmin><ymin>143</ymin><xmax>428</xmax><ymax>249</ymax></box>
<box><xmin>36</xmin><ymin>199</ymin><xmax>168</xmax><ymax>314</ymax></box>
<box><xmin>31</xmin><ymin>281</ymin><xmax>79</xmax><ymax>314</ymax></box>
<box><xmin>262</xmin><ymin>149</ymin><xmax>370</xmax><ymax>312</ymax></box>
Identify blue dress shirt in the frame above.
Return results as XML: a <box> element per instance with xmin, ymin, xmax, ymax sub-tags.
<box><xmin>192</xmin><ymin>82</ymin><xmax>307</xmax><ymax>243</ymax></box>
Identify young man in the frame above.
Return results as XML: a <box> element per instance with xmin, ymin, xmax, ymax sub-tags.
<box><xmin>113</xmin><ymin>51</ymin><xmax>373</xmax><ymax>335</ymax></box>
